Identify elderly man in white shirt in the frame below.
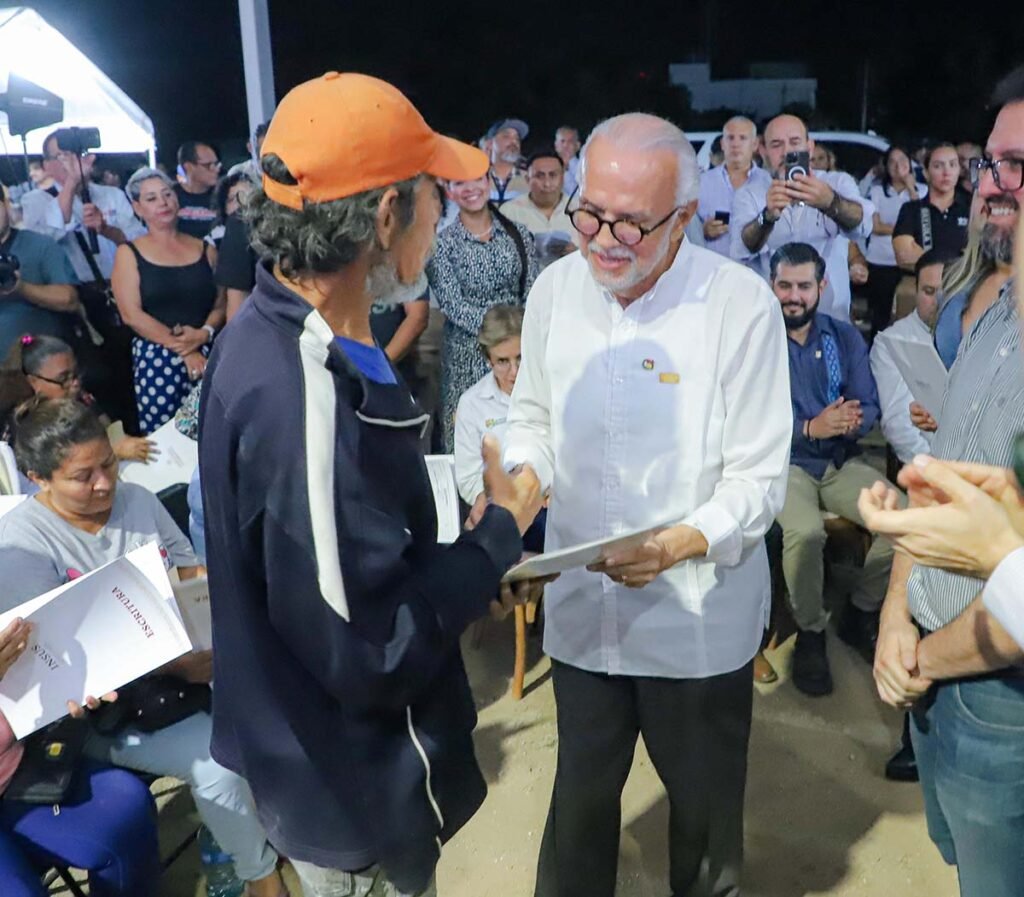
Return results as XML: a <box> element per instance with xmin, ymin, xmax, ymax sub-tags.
<box><xmin>504</xmin><ymin>113</ymin><xmax>791</xmax><ymax>897</ymax></box>
<box><xmin>731</xmin><ymin>114</ymin><xmax>874</xmax><ymax>321</ymax></box>
<box><xmin>697</xmin><ymin>116</ymin><xmax>772</xmax><ymax>257</ymax></box>
<box><xmin>869</xmin><ymin>250</ymin><xmax>952</xmax><ymax>464</ymax></box>
<box><xmin>20</xmin><ymin>130</ymin><xmax>145</xmax><ymax>283</ymax></box>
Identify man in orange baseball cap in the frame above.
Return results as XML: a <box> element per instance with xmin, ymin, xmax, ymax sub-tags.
<box><xmin>198</xmin><ymin>73</ymin><xmax>545</xmax><ymax>897</ymax></box>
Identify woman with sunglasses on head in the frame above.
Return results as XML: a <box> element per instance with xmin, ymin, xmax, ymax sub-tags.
<box><xmin>112</xmin><ymin>168</ymin><xmax>225</xmax><ymax>435</ymax></box>
<box><xmin>0</xmin><ymin>334</ymin><xmax>155</xmax><ymax>463</ymax></box>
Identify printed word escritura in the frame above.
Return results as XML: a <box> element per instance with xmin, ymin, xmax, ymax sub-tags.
<box><xmin>111</xmin><ymin>586</ymin><xmax>156</xmax><ymax>639</ymax></box>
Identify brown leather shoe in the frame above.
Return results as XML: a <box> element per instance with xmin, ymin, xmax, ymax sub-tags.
<box><xmin>753</xmin><ymin>650</ymin><xmax>778</xmax><ymax>683</ymax></box>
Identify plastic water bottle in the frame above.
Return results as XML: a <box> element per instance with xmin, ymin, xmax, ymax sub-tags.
<box><xmin>198</xmin><ymin>825</ymin><xmax>244</xmax><ymax>897</ymax></box>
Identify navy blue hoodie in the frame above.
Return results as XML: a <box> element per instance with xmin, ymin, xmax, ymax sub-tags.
<box><xmin>198</xmin><ymin>265</ymin><xmax>522</xmax><ymax>892</ymax></box>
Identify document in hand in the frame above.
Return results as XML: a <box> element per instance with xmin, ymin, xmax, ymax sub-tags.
<box><xmin>118</xmin><ymin>417</ymin><xmax>198</xmax><ymax>493</ymax></box>
<box><xmin>425</xmin><ymin>455</ymin><xmax>460</xmax><ymax>544</ymax></box>
<box><xmin>171</xmin><ymin>576</ymin><xmax>212</xmax><ymax>652</ymax></box>
<box><xmin>502</xmin><ymin>518</ymin><xmax>677</xmax><ymax>583</ymax></box>
<box><xmin>883</xmin><ymin>336</ymin><xmax>948</xmax><ymax>420</ymax></box>
<box><xmin>0</xmin><ymin>542</ymin><xmax>193</xmax><ymax>739</ymax></box>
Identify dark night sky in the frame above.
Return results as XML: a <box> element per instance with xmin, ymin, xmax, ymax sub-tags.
<box><xmin>14</xmin><ymin>0</ymin><xmax>1024</xmax><ymax>169</ymax></box>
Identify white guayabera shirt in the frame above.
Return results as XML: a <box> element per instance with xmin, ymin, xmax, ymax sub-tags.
<box><xmin>503</xmin><ymin>240</ymin><xmax>793</xmax><ymax>679</ymax></box>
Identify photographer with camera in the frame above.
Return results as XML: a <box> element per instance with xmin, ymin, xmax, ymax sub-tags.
<box><xmin>0</xmin><ymin>183</ymin><xmax>79</xmax><ymax>359</ymax></box>
<box><xmin>732</xmin><ymin>114</ymin><xmax>873</xmax><ymax>322</ymax></box>
<box><xmin>20</xmin><ymin>129</ymin><xmax>144</xmax><ymax>286</ymax></box>
<box><xmin>20</xmin><ymin>129</ymin><xmax>147</xmax><ymax>432</ymax></box>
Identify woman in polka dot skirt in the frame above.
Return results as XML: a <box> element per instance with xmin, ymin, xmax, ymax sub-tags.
<box><xmin>112</xmin><ymin>167</ymin><xmax>224</xmax><ymax>434</ymax></box>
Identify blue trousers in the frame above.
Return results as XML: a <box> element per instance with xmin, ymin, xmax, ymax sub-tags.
<box><xmin>0</xmin><ymin>763</ymin><xmax>160</xmax><ymax>897</ymax></box>
<box><xmin>911</xmin><ymin>674</ymin><xmax>1024</xmax><ymax>897</ymax></box>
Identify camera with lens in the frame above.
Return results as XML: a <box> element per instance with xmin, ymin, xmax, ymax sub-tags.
<box><xmin>54</xmin><ymin>126</ymin><xmax>102</xmax><ymax>157</ymax></box>
<box><xmin>0</xmin><ymin>251</ymin><xmax>20</xmax><ymax>292</ymax></box>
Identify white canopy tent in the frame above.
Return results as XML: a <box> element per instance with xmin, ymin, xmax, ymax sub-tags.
<box><xmin>0</xmin><ymin>7</ymin><xmax>155</xmax><ymax>159</ymax></box>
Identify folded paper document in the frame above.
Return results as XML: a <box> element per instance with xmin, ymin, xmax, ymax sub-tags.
<box><xmin>0</xmin><ymin>542</ymin><xmax>193</xmax><ymax>739</ymax></box>
<box><xmin>502</xmin><ymin>518</ymin><xmax>676</xmax><ymax>583</ymax></box>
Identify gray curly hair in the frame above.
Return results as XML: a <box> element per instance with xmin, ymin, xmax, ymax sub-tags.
<box><xmin>245</xmin><ymin>154</ymin><xmax>421</xmax><ymax>278</ymax></box>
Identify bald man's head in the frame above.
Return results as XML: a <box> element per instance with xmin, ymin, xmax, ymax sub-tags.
<box><xmin>763</xmin><ymin>114</ymin><xmax>813</xmax><ymax>176</ymax></box>
<box><xmin>722</xmin><ymin>116</ymin><xmax>757</xmax><ymax>168</ymax></box>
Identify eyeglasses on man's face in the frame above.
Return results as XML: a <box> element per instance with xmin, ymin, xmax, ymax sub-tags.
<box><xmin>565</xmin><ymin>187</ymin><xmax>681</xmax><ymax>248</ymax></box>
<box><xmin>193</xmin><ymin>159</ymin><xmax>222</xmax><ymax>172</ymax></box>
<box><xmin>969</xmin><ymin>156</ymin><xmax>1024</xmax><ymax>192</ymax></box>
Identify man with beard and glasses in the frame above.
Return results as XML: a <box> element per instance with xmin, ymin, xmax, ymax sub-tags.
<box><xmin>504</xmin><ymin>113</ymin><xmax>792</xmax><ymax>897</ymax></box>
<box><xmin>198</xmin><ymin>73</ymin><xmax>546</xmax><ymax>897</ymax></box>
<box><xmin>770</xmin><ymin>242</ymin><xmax>899</xmax><ymax>696</ymax></box>
<box><xmin>854</xmin><ymin>68</ymin><xmax>1024</xmax><ymax>897</ymax></box>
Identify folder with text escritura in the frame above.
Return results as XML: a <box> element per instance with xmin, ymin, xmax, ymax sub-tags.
<box><xmin>0</xmin><ymin>541</ymin><xmax>193</xmax><ymax>739</ymax></box>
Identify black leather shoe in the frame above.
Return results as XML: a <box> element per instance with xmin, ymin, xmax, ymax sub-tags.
<box><xmin>885</xmin><ymin>714</ymin><xmax>918</xmax><ymax>782</ymax></box>
<box><xmin>885</xmin><ymin>741</ymin><xmax>918</xmax><ymax>782</ymax></box>
<box><xmin>792</xmin><ymin>630</ymin><xmax>833</xmax><ymax>696</ymax></box>
<box><xmin>838</xmin><ymin>606</ymin><xmax>880</xmax><ymax>665</ymax></box>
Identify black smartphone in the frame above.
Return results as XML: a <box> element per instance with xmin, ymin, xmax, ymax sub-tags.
<box><xmin>785</xmin><ymin>151</ymin><xmax>811</xmax><ymax>180</ymax></box>
<box><xmin>714</xmin><ymin>211</ymin><xmax>730</xmax><ymax>224</ymax></box>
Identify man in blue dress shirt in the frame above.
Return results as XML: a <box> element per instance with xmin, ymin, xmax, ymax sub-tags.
<box><xmin>771</xmin><ymin>242</ymin><xmax>901</xmax><ymax>696</ymax></box>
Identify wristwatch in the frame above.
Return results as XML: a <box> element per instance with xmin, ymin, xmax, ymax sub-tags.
<box><xmin>757</xmin><ymin>207</ymin><xmax>778</xmax><ymax>228</ymax></box>
<box><xmin>203</xmin><ymin>324</ymin><xmax>217</xmax><ymax>344</ymax></box>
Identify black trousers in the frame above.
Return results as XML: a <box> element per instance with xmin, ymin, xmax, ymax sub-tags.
<box><xmin>535</xmin><ymin>658</ymin><xmax>754</xmax><ymax>897</ymax></box>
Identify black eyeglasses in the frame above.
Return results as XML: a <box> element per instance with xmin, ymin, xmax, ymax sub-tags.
<box><xmin>28</xmin><ymin>367</ymin><xmax>80</xmax><ymax>388</ymax></box>
<box><xmin>193</xmin><ymin>160</ymin><xmax>222</xmax><ymax>171</ymax></box>
<box><xmin>565</xmin><ymin>187</ymin><xmax>681</xmax><ymax>247</ymax></box>
<box><xmin>969</xmin><ymin>156</ymin><xmax>1024</xmax><ymax>192</ymax></box>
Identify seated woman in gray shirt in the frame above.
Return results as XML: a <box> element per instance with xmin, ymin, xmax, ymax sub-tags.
<box><xmin>0</xmin><ymin>398</ymin><xmax>287</xmax><ymax>897</ymax></box>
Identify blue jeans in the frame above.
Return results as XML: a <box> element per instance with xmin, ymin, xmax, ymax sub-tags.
<box><xmin>0</xmin><ymin>763</ymin><xmax>159</xmax><ymax>897</ymax></box>
<box><xmin>910</xmin><ymin>674</ymin><xmax>1024</xmax><ymax>897</ymax></box>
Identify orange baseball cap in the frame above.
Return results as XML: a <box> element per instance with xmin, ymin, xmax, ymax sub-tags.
<box><xmin>260</xmin><ymin>72</ymin><xmax>488</xmax><ymax>210</ymax></box>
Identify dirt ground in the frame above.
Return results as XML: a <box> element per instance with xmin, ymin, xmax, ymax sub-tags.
<box><xmin>142</xmin><ymin>615</ymin><xmax>957</xmax><ymax>897</ymax></box>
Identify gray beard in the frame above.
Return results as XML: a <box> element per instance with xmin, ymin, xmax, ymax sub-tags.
<box><xmin>980</xmin><ymin>221</ymin><xmax>1015</xmax><ymax>266</ymax></box>
<box><xmin>366</xmin><ymin>260</ymin><xmax>428</xmax><ymax>310</ymax></box>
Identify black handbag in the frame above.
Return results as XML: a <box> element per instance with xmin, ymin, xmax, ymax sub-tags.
<box><xmin>3</xmin><ymin>716</ymin><xmax>89</xmax><ymax>805</ymax></box>
<box><xmin>90</xmin><ymin>675</ymin><xmax>211</xmax><ymax>736</ymax></box>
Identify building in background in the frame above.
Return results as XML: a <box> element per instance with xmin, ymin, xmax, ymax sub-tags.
<box><xmin>669</xmin><ymin>62</ymin><xmax>817</xmax><ymax>120</ymax></box>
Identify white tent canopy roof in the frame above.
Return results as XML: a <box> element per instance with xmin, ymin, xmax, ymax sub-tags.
<box><xmin>0</xmin><ymin>7</ymin><xmax>154</xmax><ymax>157</ymax></box>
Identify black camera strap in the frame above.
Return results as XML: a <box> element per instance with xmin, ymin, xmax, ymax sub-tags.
<box><xmin>72</xmin><ymin>230</ymin><xmax>107</xmax><ymax>287</ymax></box>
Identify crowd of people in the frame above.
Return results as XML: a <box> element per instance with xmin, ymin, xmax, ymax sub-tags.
<box><xmin>0</xmin><ymin>58</ymin><xmax>1020</xmax><ymax>897</ymax></box>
